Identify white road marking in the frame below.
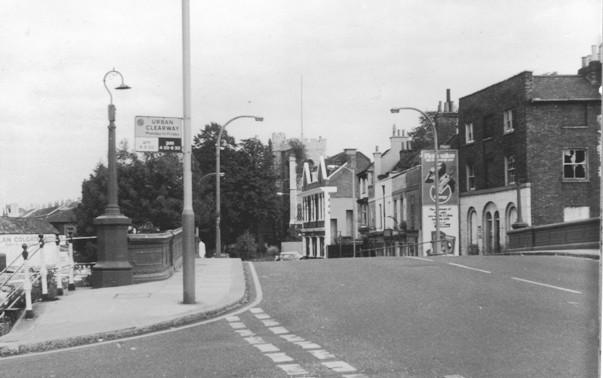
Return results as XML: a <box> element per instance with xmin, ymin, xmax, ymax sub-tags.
<box><xmin>269</xmin><ymin>326</ymin><xmax>289</xmax><ymax>335</ymax></box>
<box><xmin>448</xmin><ymin>262</ymin><xmax>491</xmax><ymax>274</ymax></box>
<box><xmin>243</xmin><ymin>336</ymin><xmax>265</xmax><ymax>345</ymax></box>
<box><xmin>444</xmin><ymin>375</ymin><xmax>467</xmax><ymax>378</ymax></box>
<box><xmin>277</xmin><ymin>364</ymin><xmax>309</xmax><ymax>375</ymax></box>
<box><xmin>408</xmin><ymin>256</ymin><xmax>434</xmax><ymax>262</ymax></box>
<box><xmin>262</xmin><ymin>319</ymin><xmax>280</xmax><ymax>327</ymax></box>
<box><xmin>511</xmin><ymin>277</ymin><xmax>581</xmax><ymax>294</ymax></box>
<box><xmin>225</xmin><ymin>316</ymin><xmax>240</xmax><ymax>322</ymax></box>
<box><xmin>254</xmin><ymin>313</ymin><xmax>271</xmax><ymax>320</ymax></box>
<box><xmin>265</xmin><ymin>352</ymin><xmax>294</xmax><ymax>363</ymax></box>
<box><xmin>281</xmin><ymin>334</ymin><xmax>305</xmax><ymax>342</ymax></box>
<box><xmin>309</xmin><ymin>349</ymin><xmax>336</xmax><ymax>360</ymax></box>
<box><xmin>228</xmin><ymin>322</ymin><xmax>247</xmax><ymax>329</ymax></box>
<box><xmin>343</xmin><ymin>374</ymin><xmax>370</xmax><ymax>378</ymax></box>
<box><xmin>250</xmin><ymin>307</ymin><xmax>264</xmax><ymax>314</ymax></box>
<box><xmin>322</xmin><ymin>360</ymin><xmax>357</xmax><ymax>373</ymax></box>
<box><xmin>295</xmin><ymin>341</ymin><xmax>321</xmax><ymax>349</ymax></box>
<box><xmin>254</xmin><ymin>343</ymin><xmax>280</xmax><ymax>353</ymax></box>
<box><xmin>234</xmin><ymin>329</ymin><xmax>254</xmax><ymax>337</ymax></box>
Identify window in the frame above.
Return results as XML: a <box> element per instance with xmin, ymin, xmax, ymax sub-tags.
<box><xmin>483</xmin><ymin>114</ymin><xmax>494</xmax><ymax>139</ymax></box>
<box><xmin>563</xmin><ymin>149</ymin><xmax>588</xmax><ymax>180</ymax></box>
<box><xmin>465</xmin><ymin>123</ymin><xmax>474</xmax><ymax>143</ymax></box>
<box><xmin>505</xmin><ymin>155</ymin><xmax>516</xmax><ymax>185</ymax></box>
<box><xmin>504</xmin><ymin>109</ymin><xmax>514</xmax><ymax>133</ymax></box>
<box><xmin>485</xmin><ymin>159</ymin><xmax>495</xmax><ymax>188</ymax></box>
<box><xmin>563</xmin><ymin>103</ymin><xmax>587</xmax><ymax>127</ymax></box>
<box><xmin>467</xmin><ymin>163</ymin><xmax>476</xmax><ymax>190</ymax></box>
<box><xmin>564</xmin><ymin>206</ymin><xmax>590</xmax><ymax>221</ymax></box>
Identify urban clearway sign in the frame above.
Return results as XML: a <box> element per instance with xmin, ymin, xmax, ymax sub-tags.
<box><xmin>135</xmin><ymin>116</ymin><xmax>183</xmax><ymax>152</ymax></box>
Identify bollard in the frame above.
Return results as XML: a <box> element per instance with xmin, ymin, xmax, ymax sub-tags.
<box><xmin>55</xmin><ymin>234</ymin><xmax>64</xmax><ymax>296</ymax></box>
<box><xmin>22</xmin><ymin>244</ymin><xmax>34</xmax><ymax>319</ymax></box>
<box><xmin>67</xmin><ymin>232</ymin><xmax>76</xmax><ymax>291</ymax></box>
<box><xmin>38</xmin><ymin>234</ymin><xmax>49</xmax><ymax>301</ymax></box>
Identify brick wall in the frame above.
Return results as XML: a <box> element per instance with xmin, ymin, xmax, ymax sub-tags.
<box><xmin>526</xmin><ymin>101</ymin><xmax>601</xmax><ymax>224</ymax></box>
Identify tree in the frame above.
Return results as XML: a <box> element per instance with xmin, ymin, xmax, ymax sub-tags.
<box><xmin>408</xmin><ymin>114</ymin><xmax>435</xmax><ymax>151</ymax></box>
<box><xmin>75</xmin><ymin>141</ymin><xmax>184</xmax><ymax>236</ymax></box>
<box><xmin>191</xmin><ymin>124</ymin><xmax>280</xmax><ymax>254</ymax></box>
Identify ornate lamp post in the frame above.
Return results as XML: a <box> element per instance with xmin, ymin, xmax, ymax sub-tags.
<box><xmin>215</xmin><ymin>116</ymin><xmax>263</xmax><ymax>257</ymax></box>
<box><xmin>391</xmin><ymin>107</ymin><xmax>441</xmax><ymax>255</ymax></box>
<box><xmin>92</xmin><ymin>69</ymin><xmax>133</xmax><ymax>288</ymax></box>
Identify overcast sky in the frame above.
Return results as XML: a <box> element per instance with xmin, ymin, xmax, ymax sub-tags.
<box><xmin>1</xmin><ymin>0</ymin><xmax>600</xmax><ymax>208</ymax></box>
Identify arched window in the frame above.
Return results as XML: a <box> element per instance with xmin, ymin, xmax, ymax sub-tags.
<box><xmin>468</xmin><ymin>208</ymin><xmax>478</xmax><ymax>245</ymax></box>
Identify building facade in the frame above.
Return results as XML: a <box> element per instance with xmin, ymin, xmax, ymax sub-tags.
<box><xmin>299</xmin><ymin>149</ymin><xmax>370</xmax><ymax>257</ymax></box>
<box><xmin>456</xmin><ymin>44</ymin><xmax>601</xmax><ymax>255</ymax></box>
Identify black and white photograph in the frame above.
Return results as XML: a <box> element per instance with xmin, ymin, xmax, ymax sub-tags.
<box><xmin>0</xmin><ymin>1</ymin><xmax>601</xmax><ymax>377</ymax></box>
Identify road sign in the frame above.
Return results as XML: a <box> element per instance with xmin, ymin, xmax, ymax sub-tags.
<box><xmin>135</xmin><ymin>116</ymin><xmax>183</xmax><ymax>153</ymax></box>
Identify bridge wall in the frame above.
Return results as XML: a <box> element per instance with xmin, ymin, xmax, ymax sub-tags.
<box><xmin>128</xmin><ymin>228</ymin><xmax>184</xmax><ymax>283</ymax></box>
<box><xmin>507</xmin><ymin>218</ymin><xmax>600</xmax><ymax>252</ymax></box>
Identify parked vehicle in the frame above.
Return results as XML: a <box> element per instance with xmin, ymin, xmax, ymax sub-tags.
<box><xmin>275</xmin><ymin>252</ymin><xmax>302</xmax><ymax>261</ymax></box>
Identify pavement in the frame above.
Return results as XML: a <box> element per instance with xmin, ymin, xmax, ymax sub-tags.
<box><xmin>0</xmin><ymin>257</ymin><xmax>248</xmax><ymax>357</ymax></box>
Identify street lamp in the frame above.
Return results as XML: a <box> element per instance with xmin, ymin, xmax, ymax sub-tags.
<box><xmin>339</xmin><ymin>165</ymin><xmax>357</xmax><ymax>257</ymax></box>
<box><xmin>92</xmin><ymin>69</ymin><xmax>132</xmax><ymax>288</ymax></box>
<box><xmin>390</xmin><ymin>107</ymin><xmax>441</xmax><ymax>255</ymax></box>
<box><xmin>215</xmin><ymin>116</ymin><xmax>263</xmax><ymax>257</ymax></box>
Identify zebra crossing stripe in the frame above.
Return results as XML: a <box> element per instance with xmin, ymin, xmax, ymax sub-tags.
<box><xmin>250</xmin><ymin>307</ymin><xmax>264</xmax><ymax>313</ymax></box>
<box><xmin>254</xmin><ymin>313</ymin><xmax>271</xmax><ymax>319</ymax></box>
<box><xmin>262</xmin><ymin>319</ymin><xmax>280</xmax><ymax>327</ymax></box>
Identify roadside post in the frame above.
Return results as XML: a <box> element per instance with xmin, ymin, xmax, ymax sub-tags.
<box><xmin>55</xmin><ymin>234</ymin><xmax>64</xmax><ymax>296</ymax></box>
<box><xmin>38</xmin><ymin>234</ymin><xmax>49</xmax><ymax>300</ymax></box>
<box><xmin>22</xmin><ymin>244</ymin><xmax>34</xmax><ymax>319</ymax></box>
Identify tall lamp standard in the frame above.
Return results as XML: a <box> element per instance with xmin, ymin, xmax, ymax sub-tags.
<box><xmin>339</xmin><ymin>165</ymin><xmax>357</xmax><ymax>257</ymax></box>
<box><xmin>390</xmin><ymin>107</ymin><xmax>441</xmax><ymax>255</ymax></box>
<box><xmin>215</xmin><ymin>116</ymin><xmax>263</xmax><ymax>257</ymax></box>
<box><xmin>92</xmin><ymin>69</ymin><xmax>132</xmax><ymax>288</ymax></box>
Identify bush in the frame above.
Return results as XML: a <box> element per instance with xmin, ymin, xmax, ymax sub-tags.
<box><xmin>468</xmin><ymin>244</ymin><xmax>480</xmax><ymax>255</ymax></box>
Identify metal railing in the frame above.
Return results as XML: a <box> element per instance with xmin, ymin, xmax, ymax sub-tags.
<box><xmin>0</xmin><ymin>234</ymin><xmax>97</xmax><ymax>327</ymax></box>
<box><xmin>359</xmin><ymin>238</ymin><xmax>454</xmax><ymax>258</ymax></box>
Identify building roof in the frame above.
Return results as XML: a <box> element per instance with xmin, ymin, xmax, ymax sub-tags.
<box><xmin>45</xmin><ymin>208</ymin><xmax>77</xmax><ymax>224</ymax></box>
<box><xmin>532</xmin><ymin>75</ymin><xmax>601</xmax><ymax>101</ymax></box>
<box><xmin>0</xmin><ymin>217</ymin><xmax>59</xmax><ymax>235</ymax></box>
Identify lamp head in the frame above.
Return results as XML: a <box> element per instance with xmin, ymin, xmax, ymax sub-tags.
<box><xmin>115</xmin><ymin>83</ymin><xmax>131</xmax><ymax>90</ymax></box>
<box><xmin>390</xmin><ymin>108</ymin><xmax>400</xmax><ymax>114</ymax></box>
<box><xmin>255</xmin><ymin>117</ymin><xmax>264</xmax><ymax>122</ymax></box>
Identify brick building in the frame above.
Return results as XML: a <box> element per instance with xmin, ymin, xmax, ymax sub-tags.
<box><xmin>456</xmin><ymin>45</ymin><xmax>601</xmax><ymax>255</ymax></box>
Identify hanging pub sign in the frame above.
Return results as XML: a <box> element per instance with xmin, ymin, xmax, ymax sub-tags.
<box><xmin>134</xmin><ymin>116</ymin><xmax>183</xmax><ymax>153</ymax></box>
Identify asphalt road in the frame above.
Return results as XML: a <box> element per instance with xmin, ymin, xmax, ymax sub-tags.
<box><xmin>1</xmin><ymin>256</ymin><xmax>598</xmax><ymax>378</ymax></box>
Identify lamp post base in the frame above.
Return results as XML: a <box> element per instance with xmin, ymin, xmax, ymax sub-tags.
<box><xmin>93</xmin><ymin>214</ymin><xmax>132</xmax><ymax>288</ymax></box>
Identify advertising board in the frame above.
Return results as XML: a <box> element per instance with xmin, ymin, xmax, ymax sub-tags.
<box><xmin>420</xmin><ymin>150</ymin><xmax>459</xmax><ymax>255</ymax></box>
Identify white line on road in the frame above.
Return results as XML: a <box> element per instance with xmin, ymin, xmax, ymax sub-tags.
<box><xmin>407</xmin><ymin>257</ymin><xmax>434</xmax><ymax>262</ymax></box>
<box><xmin>448</xmin><ymin>262</ymin><xmax>491</xmax><ymax>274</ymax></box>
<box><xmin>511</xmin><ymin>277</ymin><xmax>581</xmax><ymax>294</ymax></box>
